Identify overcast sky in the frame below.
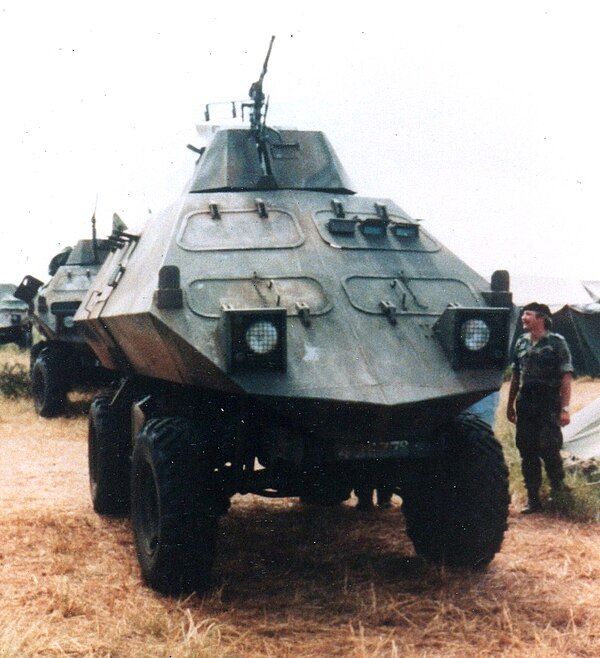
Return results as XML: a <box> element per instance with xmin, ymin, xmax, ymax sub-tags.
<box><xmin>1</xmin><ymin>1</ymin><xmax>598</xmax><ymax>287</ymax></box>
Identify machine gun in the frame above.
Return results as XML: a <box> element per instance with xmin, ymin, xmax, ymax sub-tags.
<box><xmin>201</xmin><ymin>36</ymin><xmax>276</xmax><ymax>183</ymax></box>
<box><xmin>244</xmin><ymin>35</ymin><xmax>276</xmax><ymax>181</ymax></box>
<box><xmin>247</xmin><ymin>35</ymin><xmax>275</xmax><ymax>138</ymax></box>
<box><xmin>202</xmin><ymin>36</ymin><xmax>275</xmax><ymax>131</ymax></box>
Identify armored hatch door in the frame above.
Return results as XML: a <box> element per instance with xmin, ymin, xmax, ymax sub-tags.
<box><xmin>343</xmin><ymin>275</ymin><xmax>481</xmax><ymax>317</ymax></box>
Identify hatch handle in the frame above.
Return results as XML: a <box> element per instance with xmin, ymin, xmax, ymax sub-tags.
<box><xmin>295</xmin><ymin>301</ymin><xmax>311</xmax><ymax>327</ymax></box>
<box><xmin>379</xmin><ymin>300</ymin><xmax>398</xmax><ymax>325</ymax></box>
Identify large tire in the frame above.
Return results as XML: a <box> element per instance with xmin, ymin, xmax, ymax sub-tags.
<box><xmin>31</xmin><ymin>349</ymin><xmax>69</xmax><ymax>417</ymax></box>
<box><xmin>401</xmin><ymin>413</ymin><xmax>509</xmax><ymax>569</ymax></box>
<box><xmin>130</xmin><ymin>417</ymin><xmax>228</xmax><ymax>595</ymax></box>
<box><xmin>88</xmin><ymin>394</ymin><xmax>131</xmax><ymax>516</ymax></box>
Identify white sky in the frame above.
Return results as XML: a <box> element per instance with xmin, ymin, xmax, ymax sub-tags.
<box><xmin>1</xmin><ymin>1</ymin><xmax>598</xmax><ymax>286</ymax></box>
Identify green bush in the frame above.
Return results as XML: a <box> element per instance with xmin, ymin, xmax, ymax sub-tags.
<box><xmin>0</xmin><ymin>362</ymin><xmax>31</xmax><ymax>398</ymax></box>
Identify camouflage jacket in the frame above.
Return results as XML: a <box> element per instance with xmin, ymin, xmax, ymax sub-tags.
<box><xmin>511</xmin><ymin>331</ymin><xmax>574</xmax><ymax>390</ymax></box>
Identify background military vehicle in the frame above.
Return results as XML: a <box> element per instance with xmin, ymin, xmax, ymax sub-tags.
<box><xmin>76</xmin><ymin>38</ymin><xmax>513</xmax><ymax>595</ymax></box>
<box><xmin>15</xmin><ymin>225</ymin><xmax>114</xmax><ymax>416</ymax></box>
<box><xmin>0</xmin><ymin>283</ymin><xmax>30</xmax><ymax>348</ymax></box>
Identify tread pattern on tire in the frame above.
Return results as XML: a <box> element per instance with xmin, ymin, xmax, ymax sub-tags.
<box><xmin>130</xmin><ymin>416</ymin><xmax>228</xmax><ymax>595</ymax></box>
<box><xmin>88</xmin><ymin>394</ymin><xmax>131</xmax><ymax>516</ymax></box>
<box><xmin>402</xmin><ymin>412</ymin><xmax>509</xmax><ymax>568</ymax></box>
<box><xmin>31</xmin><ymin>348</ymin><xmax>68</xmax><ymax>417</ymax></box>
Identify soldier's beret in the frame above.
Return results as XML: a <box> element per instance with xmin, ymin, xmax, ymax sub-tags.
<box><xmin>522</xmin><ymin>302</ymin><xmax>552</xmax><ymax>317</ymax></box>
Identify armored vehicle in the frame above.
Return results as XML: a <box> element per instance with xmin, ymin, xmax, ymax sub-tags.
<box><xmin>76</xmin><ymin>39</ymin><xmax>513</xmax><ymax>595</ymax></box>
<box><xmin>15</xmin><ymin>234</ymin><xmax>113</xmax><ymax>416</ymax></box>
<box><xmin>0</xmin><ymin>284</ymin><xmax>30</xmax><ymax>348</ymax></box>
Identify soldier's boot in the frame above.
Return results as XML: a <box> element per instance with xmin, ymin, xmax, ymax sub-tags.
<box><xmin>521</xmin><ymin>490</ymin><xmax>542</xmax><ymax>514</ymax></box>
<box><xmin>548</xmin><ymin>480</ymin><xmax>571</xmax><ymax>503</ymax></box>
<box><xmin>377</xmin><ymin>489</ymin><xmax>393</xmax><ymax>509</ymax></box>
<box><xmin>550</xmin><ymin>479</ymin><xmax>571</xmax><ymax>493</ymax></box>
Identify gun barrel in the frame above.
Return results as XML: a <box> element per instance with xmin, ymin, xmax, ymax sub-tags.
<box><xmin>249</xmin><ymin>36</ymin><xmax>275</xmax><ymax>135</ymax></box>
<box><xmin>259</xmin><ymin>35</ymin><xmax>275</xmax><ymax>84</ymax></box>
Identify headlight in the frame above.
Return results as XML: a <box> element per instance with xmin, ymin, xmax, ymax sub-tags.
<box><xmin>222</xmin><ymin>307</ymin><xmax>287</xmax><ymax>372</ymax></box>
<box><xmin>245</xmin><ymin>320</ymin><xmax>279</xmax><ymax>354</ymax></box>
<box><xmin>460</xmin><ymin>319</ymin><xmax>490</xmax><ymax>351</ymax></box>
<box><xmin>63</xmin><ymin>315</ymin><xmax>75</xmax><ymax>329</ymax></box>
<box><xmin>434</xmin><ymin>306</ymin><xmax>510</xmax><ymax>369</ymax></box>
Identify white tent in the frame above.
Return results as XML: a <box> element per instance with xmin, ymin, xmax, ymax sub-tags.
<box><xmin>583</xmin><ymin>281</ymin><xmax>600</xmax><ymax>302</ymax></box>
<box><xmin>563</xmin><ymin>398</ymin><xmax>600</xmax><ymax>459</ymax></box>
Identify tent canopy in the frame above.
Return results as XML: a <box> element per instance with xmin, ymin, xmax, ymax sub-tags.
<box><xmin>563</xmin><ymin>396</ymin><xmax>600</xmax><ymax>459</ymax></box>
<box><xmin>509</xmin><ymin>275</ymin><xmax>600</xmax><ymax>378</ymax></box>
<box><xmin>552</xmin><ymin>304</ymin><xmax>600</xmax><ymax>377</ymax></box>
<box><xmin>583</xmin><ymin>281</ymin><xmax>600</xmax><ymax>302</ymax></box>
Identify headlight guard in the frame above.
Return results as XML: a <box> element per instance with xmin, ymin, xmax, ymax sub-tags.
<box><xmin>222</xmin><ymin>307</ymin><xmax>287</xmax><ymax>373</ymax></box>
<box><xmin>434</xmin><ymin>306</ymin><xmax>510</xmax><ymax>369</ymax></box>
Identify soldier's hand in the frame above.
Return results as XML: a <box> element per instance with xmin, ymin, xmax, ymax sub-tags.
<box><xmin>560</xmin><ymin>410</ymin><xmax>570</xmax><ymax>427</ymax></box>
<box><xmin>506</xmin><ymin>406</ymin><xmax>516</xmax><ymax>424</ymax></box>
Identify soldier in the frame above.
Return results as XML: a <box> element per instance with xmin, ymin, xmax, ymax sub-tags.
<box><xmin>506</xmin><ymin>302</ymin><xmax>574</xmax><ymax>513</ymax></box>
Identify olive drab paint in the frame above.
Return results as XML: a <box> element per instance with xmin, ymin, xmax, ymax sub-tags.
<box><xmin>76</xmin><ymin>38</ymin><xmax>513</xmax><ymax>595</ymax></box>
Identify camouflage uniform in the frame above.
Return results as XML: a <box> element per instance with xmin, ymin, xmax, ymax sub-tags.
<box><xmin>512</xmin><ymin>331</ymin><xmax>574</xmax><ymax>495</ymax></box>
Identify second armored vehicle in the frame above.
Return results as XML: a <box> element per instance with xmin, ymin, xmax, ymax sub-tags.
<box><xmin>16</xmin><ymin>234</ymin><xmax>113</xmax><ymax>416</ymax></box>
<box><xmin>77</xmin><ymin>40</ymin><xmax>513</xmax><ymax>595</ymax></box>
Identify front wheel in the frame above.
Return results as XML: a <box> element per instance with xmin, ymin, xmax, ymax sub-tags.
<box><xmin>130</xmin><ymin>417</ymin><xmax>227</xmax><ymax>595</ymax></box>
<box><xmin>401</xmin><ymin>413</ymin><xmax>509</xmax><ymax>569</ymax></box>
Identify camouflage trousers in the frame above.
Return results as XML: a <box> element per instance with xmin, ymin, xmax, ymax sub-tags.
<box><xmin>515</xmin><ymin>388</ymin><xmax>565</xmax><ymax>494</ymax></box>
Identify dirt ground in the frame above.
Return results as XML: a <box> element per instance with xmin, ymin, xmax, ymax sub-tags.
<box><xmin>1</xmin><ymin>385</ymin><xmax>600</xmax><ymax>657</ymax></box>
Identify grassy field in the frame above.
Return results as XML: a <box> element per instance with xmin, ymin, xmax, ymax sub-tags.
<box><xmin>1</xmin><ymin>346</ymin><xmax>599</xmax><ymax>657</ymax></box>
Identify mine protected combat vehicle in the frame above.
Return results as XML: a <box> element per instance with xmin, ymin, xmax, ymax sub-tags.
<box><xmin>76</xmin><ymin>38</ymin><xmax>513</xmax><ymax>595</ymax></box>
<box><xmin>15</xmin><ymin>222</ymin><xmax>114</xmax><ymax>416</ymax></box>
<box><xmin>0</xmin><ymin>284</ymin><xmax>30</xmax><ymax>348</ymax></box>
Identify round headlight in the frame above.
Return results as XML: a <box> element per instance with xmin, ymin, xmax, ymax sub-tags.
<box><xmin>460</xmin><ymin>318</ymin><xmax>490</xmax><ymax>351</ymax></box>
<box><xmin>63</xmin><ymin>315</ymin><xmax>75</xmax><ymax>329</ymax></box>
<box><xmin>245</xmin><ymin>320</ymin><xmax>279</xmax><ymax>355</ymax></box>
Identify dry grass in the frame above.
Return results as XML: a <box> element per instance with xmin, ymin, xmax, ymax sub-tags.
<box><xmin>1</xmin><ymin>348</ymin><xmax>600</xmax><ymax>656</ymax></box>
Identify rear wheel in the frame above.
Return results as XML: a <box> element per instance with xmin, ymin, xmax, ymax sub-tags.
<box><xmin>31</xmin><ymin>349</ymin><xmax>68</xmax><ymax>417</ymax></box>
<box><xmin>88</xmin><ymin>394</ymin><xmax>131</xmax><ymax>516</ymax></box>
<box><xmin>130</xmin><ymin>416</ymin><xmax>228</xmax><ymax>595</ymax></box>
<box><xmin>401</xmin><ymin>413</ymin><xmax>509</xmax><ymax>568</ymax></box>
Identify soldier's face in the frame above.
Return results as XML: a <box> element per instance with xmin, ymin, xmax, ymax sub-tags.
<box><xmin>522</xmin><ymin>310</ymin><xmax>544</xmax><ymax>331</ymax></box>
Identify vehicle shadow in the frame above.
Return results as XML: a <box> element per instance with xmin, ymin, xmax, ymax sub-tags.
<box><xmin>207</xmin><ymin>498</ymin><xmax>476</xmax><ymax>612</ymax></box>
